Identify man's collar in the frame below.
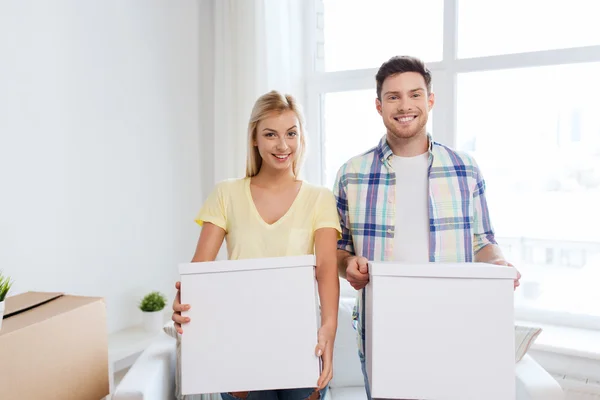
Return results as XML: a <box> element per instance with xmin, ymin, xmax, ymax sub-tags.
<box><xmin>377</xmin><ymin>133</ymin><xmax>434</xmax><ymax>163</ymax></box>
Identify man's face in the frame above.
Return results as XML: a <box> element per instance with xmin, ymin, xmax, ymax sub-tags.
<box><xmin>376</xmin><ymin>72</ymin><xmax>435</xmax><ymax>141</ymax></box>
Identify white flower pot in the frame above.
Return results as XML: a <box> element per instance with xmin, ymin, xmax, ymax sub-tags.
<box><xmin>0</xmin><ymin>301</ymin><xmax>5</xmax><ymax>331</ymax></box>
<box><xmin>142</xmin><ymin>310</ymin><xmax>164</xmax><ymax>332</ymax></box>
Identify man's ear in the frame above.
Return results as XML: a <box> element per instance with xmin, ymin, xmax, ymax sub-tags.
<box><xmin>428</xmin><ymin>92</ymin><xmax>435</xmax><ymax>111</ymax></box>
<box><xmin>375</xmin><ymin>98</ymin><xmax>383</xmax><ymax>116</ymax></box>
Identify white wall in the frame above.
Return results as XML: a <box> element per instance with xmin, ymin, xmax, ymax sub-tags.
<box><xmin>0</xmin><ymin>0</ymin><xmax>201</xmax><ymax>334</ymax></box>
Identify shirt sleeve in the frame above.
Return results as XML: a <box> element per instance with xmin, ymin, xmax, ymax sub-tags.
<box><xmin>194</xmin><ymin>182</ymin><xmax>228</xmax><ymax>231</ymax></box>
<box><xmin>471</xmin><ymin>157</ymin><xmax>498</xmax><ymax>254</ymax></box>
<box><xmin>333</xmin><ymin>164</ymin><xmax>355</xmax><ymax>255</ymax></box>
<box><xmin>313</xmin><ymin>187</ymin><xmax>343</xmax><ymax>239</ymax></box>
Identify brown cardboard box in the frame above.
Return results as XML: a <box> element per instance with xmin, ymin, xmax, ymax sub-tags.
<box><xmin>0</xmin><ymin>292</ymin><xmax>110</xmax><ymax>400</ymax></box>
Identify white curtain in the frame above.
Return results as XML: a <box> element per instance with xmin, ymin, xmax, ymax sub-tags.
<box><xmin>193</xmin><ymin>2</ymin><xmax>306</xmax><ymax>397</ymax></box>
<box><xmin>198</xmin><ymin>0</ymin><xmax>307</xmax><ymax>198</ymax></box>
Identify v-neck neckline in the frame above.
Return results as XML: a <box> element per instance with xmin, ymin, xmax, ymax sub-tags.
<box><xmin>245</xmin><ymin>177</ymin><xmax>304</xmax><ymax>228</ymax></box>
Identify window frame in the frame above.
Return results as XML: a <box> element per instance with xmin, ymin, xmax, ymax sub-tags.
<box><xmin>302</xmin><ymin>0</ymin><xmax>600</xmax><ymax>329</ymax></box>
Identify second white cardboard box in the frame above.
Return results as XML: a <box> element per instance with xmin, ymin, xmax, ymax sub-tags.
<box><xmin>179</xmin><ymin>255</ymin><xmax>321</xmax><ymax>396</ymax></box>
<box><xmin>366</xmin><ymin>262</ymin><xmax>517</xmax><ymax>400</ymax></box>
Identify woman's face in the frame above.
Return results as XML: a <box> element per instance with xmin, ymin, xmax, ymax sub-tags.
<box><xmin>254</xmin><ymin>110</ymin><xmax>301</xmax><ymax>173</ymax></box>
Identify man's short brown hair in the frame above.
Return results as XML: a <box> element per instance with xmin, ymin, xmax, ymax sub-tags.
<box><xmin>376</xmin><ymin>55</ymin><xmax>432</xmax><ymax>100</ymax></box>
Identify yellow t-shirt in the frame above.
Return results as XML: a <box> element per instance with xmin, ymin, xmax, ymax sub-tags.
<box><xmin>195</xmin><ymin>177</ymin><xmax>342</xmax><ymax>260</ymax></box>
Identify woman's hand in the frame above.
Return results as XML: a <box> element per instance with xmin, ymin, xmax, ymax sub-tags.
<box><xmin>171</xmin><ymin>281</ymin><xmax>191</xmax><ymax>334</ymax></box>
<box><xmin>315</xmin><ymin>323</ymin><xmax>336</xmax><ymax>390</ymax></box>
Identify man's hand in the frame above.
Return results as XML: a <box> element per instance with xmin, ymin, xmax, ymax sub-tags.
<box><xmin>491</xmin><ymin>260</ymin><xmax>521</xmax><ymax>290</ymax></box>
<box><xmin>345</xmin><ymin>256</ymin><xmax>370</xmax><ymax>290</ymax></box>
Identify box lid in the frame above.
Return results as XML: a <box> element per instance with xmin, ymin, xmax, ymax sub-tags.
<box><xmin>3</xmin><ymin>291</ymin><xmax>63</xmax><ymax>319</ymax></box>
<box><xmin>0</xmin><ymin>292</ymin><xmax>102</xmax><ymax>336</ymax></box>
<box><xmin>179</xmin><ymin>254</ymin><xmax>316</xmax><ymax>275</ymax></box>
<box><xmin>369</xmin><ymin>262</ymin><xmax>517</xmax><ymax>279</ymax></box>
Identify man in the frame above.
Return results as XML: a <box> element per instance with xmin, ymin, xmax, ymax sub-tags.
<box><xmin>333</xmin><ymin>55</ymin><xmax>521</xmax><ymax>399</ymax></box>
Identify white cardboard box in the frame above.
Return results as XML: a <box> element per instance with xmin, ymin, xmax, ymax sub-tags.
<box><xmin>179</xmin><ymin>255</ymin><xmax>321</xmax><ymax>395</ymax></box>
<box><xmin>366</xmin><ymin>262</ymin><xmax>517</xmax><ymax>400</ymax></box>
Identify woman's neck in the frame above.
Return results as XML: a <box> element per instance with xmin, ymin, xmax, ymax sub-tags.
<box><xmin>251</xmin><ymin>167</ymin><xmax>297</xmax><ymax>189</ymax></box>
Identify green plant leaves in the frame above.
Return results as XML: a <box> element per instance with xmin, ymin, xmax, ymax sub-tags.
<box><xmin>0</xmin><ymin>272</ymin><xmax>13</xmax><ymax>302</ymax></box>
<box><xmin>139</xmin><ymin>291</ymin><xmax>167</xmax><ymax>312</ymax></box>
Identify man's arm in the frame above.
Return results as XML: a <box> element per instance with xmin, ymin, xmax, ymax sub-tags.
<box><xmin>338</xmin><ymin>248</ymin><xmax>370</xmax><ymax>290</ymax></box>
<box><xmin>337</xmin><ymin>249</ymin><xmax>353</xmax><ymax>279</ymax></box>
<box><xmin>333</xmin><ymin>164</ymin><xmax>355</xmax><ymax>277</ymax></box>
<box><xmin>470</xmin><ymin>158</ymin><xmax>521</xmax><ymax>288</ymax></box>
<box><xmin>470</xmin><ymin>165</ymin><xmax>507</xmax><ymax>263</ymax></box>
<box><xmin>474</xmin><ymin>243</ymin><xmax>505</xmax><ymax>263</ymax></box>
<box><xmin>476</xmin><ymin>243</ymin><xmax>521</xmax><ymax>289</ymax></box>
<box><xmin>471</xmin><ymin>157</ymin><xmax>499</xmax><ymax>254</ymax></box>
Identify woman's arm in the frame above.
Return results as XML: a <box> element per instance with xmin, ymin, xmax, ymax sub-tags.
<box><xmin>314</xmin><ymin>226</ymin><xmax>340</xmax><ymax>389</ymax></box>
<box><xmin>172</xmin><ymin>222</ymin><xmax>226</xmax><ymax>333</ymax></box>
<box><xmin>191</xmin><ymin>222</ymin><xmax>226</xmax><ymax>262</ymax></box>
<box><xmin>315</xmin><ymin>227</ymin><xmax>340</xmax><ymax>328</ymax></box>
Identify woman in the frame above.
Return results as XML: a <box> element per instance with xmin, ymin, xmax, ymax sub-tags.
<box><xmin>171</xmin><ymin>90</ymin><xmax>341</xmax><ymax>400</ymax></box>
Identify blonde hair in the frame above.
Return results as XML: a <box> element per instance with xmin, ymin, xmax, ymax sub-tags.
<box><xmin>246</xmin><ymin>90</ymin><xmax>307</xmax><ymax>178</ymax></box>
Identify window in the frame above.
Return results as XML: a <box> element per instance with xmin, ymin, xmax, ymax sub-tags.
<box><xmin>322</xmin><ymin>0</ymin><xmax>444</xmax><ymax>72</ymax></box>
<box><xmin>305</xmin><ymin>0</ymin><xmax>600</xmax><ymax>328</ymax></box>
<box><xmin>322</xmin><ymin>90</ymin><xmax>384</xmax><ymax>189</ymax></box>
<box><xmin>456</xmin><ymin>62</ymin><xmax>600</xmax><ymax>319</ymax></box>
<box><xmin>458</xmin><ymin>0</ymin><xmax>600</xmax><ymax>58</ymax></box>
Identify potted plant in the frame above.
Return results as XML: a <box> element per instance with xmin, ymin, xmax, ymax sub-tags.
<box><xmin>0</xmin><ymin>271</ymin><xmax>13</xmax><ymax>331</ymax></box>
<box><xmin>139</xmin><ymin>291</ymin><xmax>168</xmax><ymax>332</ymax></box>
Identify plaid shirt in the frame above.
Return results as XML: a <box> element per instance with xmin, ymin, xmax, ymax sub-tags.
<box><xmin>333</xmin><ymin>134</ymin><xmax>498</xmax><ymax>357</ymax></box>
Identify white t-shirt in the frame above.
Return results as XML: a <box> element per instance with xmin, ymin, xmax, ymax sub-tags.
<box><xmin>390</xmin><ymin>152</ymin><xmax>430</xmax><ymax>262</ymax></box>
